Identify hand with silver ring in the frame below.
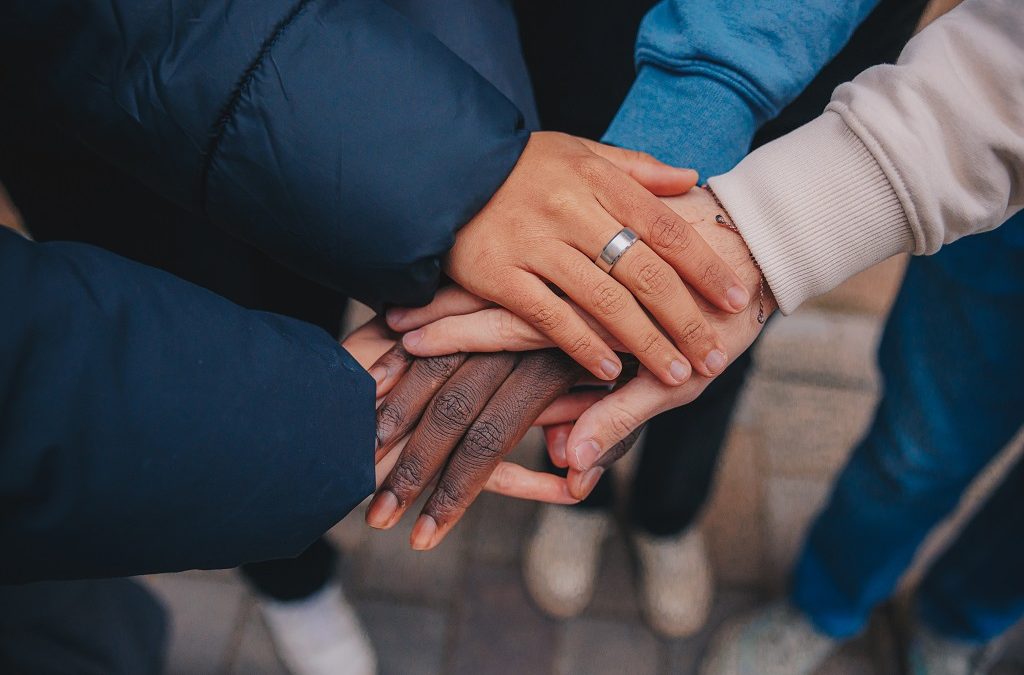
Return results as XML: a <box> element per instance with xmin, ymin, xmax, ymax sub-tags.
<box><xmin>440</xmin><ymin>131</ymin><xmax>752</xmax><ymax>387</ymax></box>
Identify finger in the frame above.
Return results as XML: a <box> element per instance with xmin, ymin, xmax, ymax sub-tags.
<box><xmin>386</xmin><ymin>285</ymin><xmax>494</xmax><ymax>332</ymax></box>
<box><xmin>541</xmin><ymin>242</ymin><xmax>693</xmax><ymax>385</ymax></box>
<box><xmin>533</xmin><ymin>390</ymin><xmax>609</xmax><ymax>426</ymax></box>
<box><xmin>543</xmin><ymin>423</ymin><xmax>574</xmax><ymax>468</ymax></box>
<box><xmin>401</xmin><ymin>307</ymin><xmax>549</xmax><ymax>356</ymax></box>
<box><xmin>366</xmin><ymin>353</ymin><xmax>517</xmax><ymax>529</ymax></box>
<box><xmin>590</xmin><ymin>173</ymin><xmax>750</xmax><ymax>316</ymax></box>
<box><xmin>610</xmin><ymin>240</ymin><xmax>727</xmax><ymax>378</ymax></box>
<box><xmin>375</xmin><ymin>352</ymin><xmax>468</xmax><ymax>460</ymax></box>
<box><xmin>412</xmin><ymin>350</ymin><xmax>583</xmax><ymax>550</ymax></box>
<box><xmin>566</xmin><ymin>368</ymin><xmax>709</xmax><ymax>472</ymax></box>
<box><xmin>566</xmin><ymin>425</ymin><xmax>644</xmax><ymax>499</ymax></box>
<box><xmin>499</xmin><ymin>271</ymin><xmax>623</xmax><ymax>382</ymax></box>
<box><xmin>483</xmin><ymin>462</ymin><xmax>579</xmax><ymax>503</ymax></box>
<box><xmin>577</xmin><ymin>139</ymin><xmax>698</xmax><ymax>196</ymax></box>
<box><xmin>374</xmin><ymin>436</ymin><xmax>408</xmax><ymax>486</ymax></box>
<box><xmin>367</xmin><ymin>343</ymin><xmax>416</xmax><ymax>398</ymax></box>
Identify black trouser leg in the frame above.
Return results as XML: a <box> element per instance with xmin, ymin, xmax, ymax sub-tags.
<box><xmin>629</xmin><ymin>351</ymin><xmax>754</xmax><ymax>536</ymax></box>
<box><xmin>240</xmin><ymin>538</ymin><xmax>339</xmax><ymax>602</ymax></box>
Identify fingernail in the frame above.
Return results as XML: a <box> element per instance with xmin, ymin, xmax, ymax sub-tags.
<box><xmin>410</xmin><ymin>515</ymin><xmax>438</xmax><ymax>551</ymax></box>
<box><xmin>403</xmin><ymin>329</ymin><xmax>424</xmax><ymax>349</ymax></box>
<box><xmin>579</xmin><ymin>468</ymin><xmax>605</xmax><ymax>496</ymax></box>
<box><xmin>669</xmin><ymin>359</ymin><xmax>690</xmax><ymax>384</ymax></box>
<box><xmin>550</xmin><ymin>431</ymin><xmax>568</xmax><ymax>466</ymax></box>
<box><xmin>705</xmin><ymin>349</ymin><xmax>727</xmax><ymax>374</ymax></box>
<box><xmin>386</xmin><ymin>308</ymin><xmax>406</xmax><ymax>328</ymax></box>
<box><xmin>368</xmin><ymin>365</ymin><xmax>387</xmax><ymax>387</ymax></box>
<box><xmin>573</xmin><ymin>440</ymin><xmax>601</xmax><ymax>470</ymax></box>
<box><xmin>727</xmin><ymin>285</ymin><xmax>750</xmax><ymax>311</ymax></box>
<box><xmin>599</xmin><ymin>358</ymin><xmax>621</xmax><ymax>380</ymax></box>
<box><xmin>365</xmin><ymin>491</ymin><xmax>399</xmax><ymax>529</ymax></box>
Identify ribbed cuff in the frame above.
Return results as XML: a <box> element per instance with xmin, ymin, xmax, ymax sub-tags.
<box><xmin>602</xmin><ymin>64</ymin><xmax>758</xmax><ymax>179</ymax></box>
<box><xmin>707</xmin><ymin>112</ymin><xmax>914</xmax><ymax>314</ymax></box>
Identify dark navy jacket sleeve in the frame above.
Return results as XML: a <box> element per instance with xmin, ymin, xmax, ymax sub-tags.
<box><xmin>1</xmin><ymin>0</ymin><xmax>529</xmax><ymax>308</ymax></box>
<box><xmin>0</xmin><ymin>228</ymin><xmax>375</xmax><ymax>584</ymax></box>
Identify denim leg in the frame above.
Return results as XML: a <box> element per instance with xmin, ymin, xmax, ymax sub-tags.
<box><xmin>790</xmin><ymin>216</ymin><xmax>1024</xmax><ymax>638</ymax></box>
<box><xmin>916</xmin><ymin>455</ymin><xmax>1024</xmax><ymax>643</ymax></box>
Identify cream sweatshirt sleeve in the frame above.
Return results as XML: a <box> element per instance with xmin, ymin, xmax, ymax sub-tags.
<box><xmin>707</xmin><ymin>0</ymin><xmax>1024</xmax><ymax>314</ymax></box>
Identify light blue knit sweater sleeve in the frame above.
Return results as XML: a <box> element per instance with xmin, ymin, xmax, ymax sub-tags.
<box><xmin>603</xmin><ymin>0</ymin><xmax>879</xmax><ymax>178</ymax></box>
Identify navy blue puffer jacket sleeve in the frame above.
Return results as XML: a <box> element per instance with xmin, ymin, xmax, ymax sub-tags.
<box><xmin>1</xmin><ymin>0</ymin><xmax>529</xmax><ymax>308</ymax></box>
<box><xmin>0</xmin><ymin>227</ymin><xmax>375</xmax><ymax>583</ymax></box>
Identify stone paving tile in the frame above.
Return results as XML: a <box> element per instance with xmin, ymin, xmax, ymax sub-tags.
<box><xmin>449</xmin><ymin>565</ymin><xmax>560</xmax><ymax>675</ymax></box>
<box><xmin>665</xmin><ymin>589</ymin><xmax>762</xmax><ymax>674</ymax></box>
<box><xmin>555</xmin><ymin>616</ymin><xmax>660</xmax><ymax>675</ymax></box>
<box><xmin>225</xmin><ymin>602</ymin><xmax>289</xmax><ymax>675</ymax></box>
<box><xmin>586</xmin><ymin>535</ymin><xmax>642</xmax><ymax>620</ymax></box>
<box><xmin>142</xmin><ymin>573</ymin><xmax>249</xmax><ymax>675</ymax></box>
<box><xmin>818</xmin><ymin>641</ymin><xmax>884</xmax><ymax>675</ymax></box>
<box><xmin>701</xmin><ymin>428</ymin><xmax>766</xmax><ymax>588</ymax></box>
<box><xmin>763</xmin><ymin>476</ymin><xmax>831</xmax><ymax>589</ymax></box>
<box><xmin>357</xmin><ymin>599</ymin><xmax>448</xmax><ymax>675</ymax></box>
<box><xmin>353</xmin><ymin>493</ymin><xmax>473</xmax><ymax>605</ymax></box>
<box><xmin>468</xmin><ymin>491</ymin><xmax>539</xmax><ymax>565</ymax></box>
<box><xmin>753</xmin><ymin>310</ymin><xmax>882</xmax><ymax>391</ymax></box>
<box><xmin>744</xmin><ymin>378</ymin><xmax>878</xmax><ymax>481</ymax></box>
<box><xmin>804</xmin><ymin>255</ymin><xmax>906</xmax><ymax>317</ymax></box>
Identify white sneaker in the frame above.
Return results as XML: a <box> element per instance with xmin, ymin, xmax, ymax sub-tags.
<box><xmin>635</xmin><ymin>526</ymin><xmax>713</xmax><ymax>638</ymax></box>
<box><xmin>523</xmin><ymin>504</ymin><xmax>611</xmax><ymax>618</ymax></box>
<box><xmin>257</xmin><ymin>581</ymin><xmax>377</xmax><ymax>675</ymax></box>
<box><xmin>907</xmin><ymin>623</ymin><xmax>993</xmax><ymax>675</ymax></box>
<box><xmin>700</xmin><ymin>602</ymin><xmax>839</xmax><ymax>675</ymax></box>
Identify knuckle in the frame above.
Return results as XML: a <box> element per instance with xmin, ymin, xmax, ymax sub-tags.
<box><xmin>608</xmin><ymin>402</ymin><xmax>641</xmax><ymax>438</ymax></box>
<box><xmin>428</xmin><ymin>480</ymin><xmax>463</xmax><ymax>517</ymax></box>
<box><xmin>489</xmin><ymin>310</ymin><xmax>519</xmax><ymax>343</ymax></box>
<box><xmin>590</xmin><ymin>280</ymin><xmax>628</xmax><ymax>317</ymax></box>
<box><xmin>543</xmin><ymin>187</ymin><xmax>581</xmax><ymax>216</ymax></box>
<box><xmin>525</xmin><ymin>299</ymin><xmax>563</xmax><ymax>333</ymax></box>
<box><xmin>700</xmin><ymin>261</ymin><xmax>725</xmax><ymax>289</ymax></box>
<box><xmin>461</xmin><ymin>419</ymin><xmax>506</xmax><ymax>465</ymax></box>
<box><xmin>388</xmin><ymin>455</ymin><xmax>428</xmax><ymax>497</ymax></box>
<box><xmin>420</xmin><ymin>353</ymin><xmax>463</xmax><ymax>379</ymax></box>
<box><xmin>489</xmin><ymin>463</ymin><xmax>516</xmax><ymax>493</ymax></box>
<box><xmin>429</xmin><ymin>386</ymin><xmax>475</xmax><ymax>432</ymax></box>
<box><xmin>650</xmin><ymin>212</ymin><xmax>692</xmax><ymax>253</ymax></box>
<box><xmin>570</xmin><ymin>154</ymin><xmax>606</xmax><ymax>187</ymax></box>
<box><xmin>633</xmin><ymin>260</ymin><xmax>672</xmax><ymax>298</ymax></box>
<box><xmin>636</xmin><ymin>331</ymin><xmax>663</xmax><ymax>356</ymax></box>
<box><xmin>376</xmin><ymin>400</ymin><xmax>404</xmax><ymax>433</ymax></box>
<box><xmin>676</xmin><ymin>319</ymin><xmax>707</xmax><ymax>346</ymax></box>
<box><xmin>565</xmin><ymin>333</ymin><xmax>593</xmax><ymax>356</ymax></box>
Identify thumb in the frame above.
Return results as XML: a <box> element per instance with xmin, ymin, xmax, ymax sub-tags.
<box><xmin>578</xmin><ymin>138</ymin><xmax>698</xmax><ymax>196</ymax></box>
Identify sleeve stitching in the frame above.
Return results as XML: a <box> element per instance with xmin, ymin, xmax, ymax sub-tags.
<box><xmin>198</xmin><ymin>0</ymin><xmax>316</xmax><ymax>215</ymax></box>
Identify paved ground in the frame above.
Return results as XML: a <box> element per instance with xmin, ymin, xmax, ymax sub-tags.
<box><xmin>142</xmin><ymin>258</ymin><xmax>1024</xmax><ymax>674</ymax></box>
<box><xmin>142</xmin><ymin>482</ymin><xmax>892</xmax><ymax>675</ymax></box>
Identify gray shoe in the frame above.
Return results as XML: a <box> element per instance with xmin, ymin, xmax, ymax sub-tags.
<box><xmin>523</xmin><ymin>504</ymin><xmax>611</xmax><ymax>619</ymax></box>
<box><xmin>907</xmin><ymin>623</ymin><xmax>995</xmax><ymax>675</ymax></box>
<box><xmin>700</xmin><ymin>602</ymin><xmax>839</xmax><ymax>675</ymax></box>
<box><xmin>635</xmin><ymin>526</ymin><xmax>713</xmax><ymax>638</ymax></box>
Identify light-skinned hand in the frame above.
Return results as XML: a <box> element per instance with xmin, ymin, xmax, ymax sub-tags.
<box><xmin>386</xmin><ymin>187</ymin><xmax>775</xmax><ymax>499</ymax></box>
<box><xmin>433</xmin><ymin>132</ymin><xmax>750</xmax><ymax>387</ymax></box>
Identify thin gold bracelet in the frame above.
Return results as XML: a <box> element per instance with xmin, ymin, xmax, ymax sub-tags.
<box><xmin>702</xmin><ymin>184</ymin><xmax>767</xmax><ymax>324</ymax></box>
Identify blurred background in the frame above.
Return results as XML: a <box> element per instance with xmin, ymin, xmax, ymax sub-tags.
<box><xmin>141</xmin><ymin>258</ymin><xmax>1024</xmax><ymax>675</ymax></box>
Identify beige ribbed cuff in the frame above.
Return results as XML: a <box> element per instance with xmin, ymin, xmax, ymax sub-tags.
<box><xmin>707</xmin><ymin>111</ymin><xmax>914</xmax><ymax>314</ymax></box>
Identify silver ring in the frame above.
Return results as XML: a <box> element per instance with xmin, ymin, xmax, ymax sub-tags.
<box><xmin>596</xmin><ymin>227</ymin><xmax>639</xmax><ymax>273</ymax></box>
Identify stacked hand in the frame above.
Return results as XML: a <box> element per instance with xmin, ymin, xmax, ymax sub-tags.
<box><xmin>441</xmin><ymin>132</ymin><xmax>751</xmax><ymax>384</ymax></box>
<box><xmin>355</xmin><ymin>187</ymin><xmax>775</xmax><ymax>550</ymax></box>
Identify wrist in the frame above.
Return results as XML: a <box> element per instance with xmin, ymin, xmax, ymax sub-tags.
<box><xmin>602</xmin><ymin>65</ymin><xmax>758</xmax><ymax>177</ymax></box>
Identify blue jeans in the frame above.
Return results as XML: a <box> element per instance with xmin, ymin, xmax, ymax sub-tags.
<box><xmin>791</xmin><ymin>212</ymin><xmax>1024</xmax><ymax>644</ymax></box>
